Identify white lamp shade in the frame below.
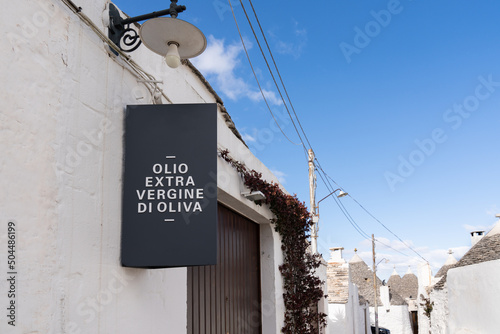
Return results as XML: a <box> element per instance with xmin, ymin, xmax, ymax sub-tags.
<box><xmin>139</xmin><ymin>17</ymin><xmax>207</xmax><ymax>60</ymax></box>
<box><xmin>337</xmin><ymin>190</ymin><xmax>348</xmax><ymax>198</ymax></box>
<box><xmin>165</xmin><ymin>43</ymin><xmax>181</xmax><ymax>68</ymax></box>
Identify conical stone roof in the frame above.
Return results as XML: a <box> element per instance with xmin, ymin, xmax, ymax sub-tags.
<box><xmin>400</xmin><ymin>268</ymin><xmax>418</xmax><ymax>300</ymax></box>
<box><xmin>435</xmin><ymin>251</ymin><xmax>458</xmax><ymax>278</ymax></box>
<box><xmin>348</xmin><ymin>252</ymin><xmax>382</xmax><ymax>307</ymax></box>
<box><xmin>435</xmin><ymin>221</ymin><xmax>500</xmax><ymax>290</ymax></box>
<box><xmin>387</xmin><ymin>268</ymin><xmax>406</xmax><ymax>305</ymax></box>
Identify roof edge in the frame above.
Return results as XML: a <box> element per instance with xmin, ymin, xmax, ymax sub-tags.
<box><xmin>184</xmin><ymin>59</ymin><xmax>247</xmax><ymax>148</ymax></box>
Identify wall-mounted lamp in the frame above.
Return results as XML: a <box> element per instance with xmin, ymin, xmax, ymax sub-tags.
<box><xmin>108</xmin><ymin>0</ymin><xmax>206</xmax><ymax>68</ymax></box>
<box><xmin>242</xmin><ymin>191</ymin><xmax>266</xmax><ymax>202</ymax></box>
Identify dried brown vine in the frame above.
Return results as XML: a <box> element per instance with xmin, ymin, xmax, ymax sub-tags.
<box><xmin>219</xmin><ymin>149</ymin><xmax>327</xmax><ymax>333</ymax></box>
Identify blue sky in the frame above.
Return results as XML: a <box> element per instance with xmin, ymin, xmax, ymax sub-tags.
<box><xmin>115</xmin><ymin>0</ymin><xmax>500</xmax><ymax>279</ymax></box>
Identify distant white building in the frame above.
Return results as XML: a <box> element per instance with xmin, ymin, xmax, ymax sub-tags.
<box><xmin>447</xmin><ymin>222</ymin><xmax>500</xmax><ymax>333</ymax></box>
<box><xmin>426</xmin><ymin>250</ymin><xmax>458</xmax><ymax>334</ymax></box>
<box><xmin>381</xmin><ymin>266</ymin><xmax>418</xmax><ymax>334</ymax></box>
<box><xmin>326</xmin><ymin>247</ymin><xmax>370</xmax><ymax>334</ymax></box>
<box><xmin>326</xmin><ymin>248</ymin><xmax>418</xmax><ymax>334</ymax></box>
<box><xmin>427</xmin><ymin>218</ymin><xmax>500</xmax><ymax>334</ymax></box>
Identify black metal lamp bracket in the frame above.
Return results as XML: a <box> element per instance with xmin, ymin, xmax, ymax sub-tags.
<box><xmin>108</xmin><ymin>1</ymin><xmax>186</xmax><ymax>54</ymax></box>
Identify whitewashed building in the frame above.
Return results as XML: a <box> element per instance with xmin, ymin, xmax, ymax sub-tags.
<box><xmin>0</xmin><ymin>0</ymin><xmax>299</xmax><ymax>333</ymax></box>
<box><xmin>383</xmin><ymin>267</ymin><xmax>418</xmax><ymax>334</ymax></box>
<box><xmin>429</xmin><ymin>221</ymin><xmax>500</xmax><ymax>334</ymax></box>
<box><xmin>326</xmin><ymin>247</ymin><xmax>370</xmax><ymax>334</ymax></box>
<box><xmin>329</xmin><ymin>251</ymin><xmax>419</xmax><ymax>334</ymax></box>
<box><xmin>326</xmin><ymin>248</ymin><xmax>421</xmax><ymax>334</ymax></box>
<box><xmin>424</xmin><ymin>251</ymin><xmax>457</xmax><ymax>334</ymax></box>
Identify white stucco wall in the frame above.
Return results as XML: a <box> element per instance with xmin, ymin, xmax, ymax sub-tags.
<box><xmin>417</xmin><ymin>262</ymin><xmax>432</xmax><ymax>334</ymax></box>
<box><xmin>328</xmin><ymin>303</ymin><xmax>348</xmax><ymax>334</ymax></box>
<box><xmin>0</xmin><ymin>0</ymin><xmax>285</xmax><ymax>333</ymax></box>
<box><xmin>317</xmin><ymin>259</ymin><xmax>329</xmax><ymax>334</ymax></box>
<box><xmin>371</xmin><ymin>305</ymin><xmax>412</xmax><ymax>334</ymax></box>
<box><xmin>447</xmin><ymin>259</ymin><xmax>500</xmax><ymax>334</ymax></box>
<box><xmin>380</xmin><ymin>285</ymin><xmax>390</xmax><ymax>311</ymax></box>
<box><xmin>429</xmin><ymin>287</ymin><xmax>448</xmax><ymax>334</ymax></box>
<box><xmin>351</xmin><ymin>284</ymin><xmax>370</xmax><ymax>334</ymax></box>
<box><xmin>328</xmin><ymin>280</ymin><xmax>369</xmax><ymax>334</ymax></box>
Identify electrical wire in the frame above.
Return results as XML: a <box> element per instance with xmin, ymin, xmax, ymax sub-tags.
<box><xmin>246</xmin><ymin>0</ymin><xmax>315</xmax><ymax>151</ymax></box>
<box><xmin>351</xmin><ymin>195</ymin><xmax>429</xmax><ymax>262</ymax></box>
<box><xmin>316</xmin><ymin>167</ymin><xmax>413</xmax><ymax>258</ymax></box>
<box><xmin>316</xmin><ymin>171</ymin><xmax>371</xmax><ymax>240</ymax></box>
<box><xmin>231</xmin><ymin>0</ymin><xmax>428</xmax><ymax>262</ymax></box>
<box><xmin>231</xmin><ymin>0</ymin><xmax>310</xmax><ymax>160</ymax></box>
<box><xmin>316</xmin><ymin>164</ymin><xmax>428</xmax><ymax>262</ymax></box>
<box><xmin>58</xmin><ymin>0</ymin><xmax>424</xmax><ymax>263</ymax></box>
<box><xmin>59</xmin><ymin>0</ymin><xmax>173</xmax><ymax>104</ymax></box>
<box><xmin>227</xmin><ymin>0</ymin><xmax>304</xmax><ymax>148</ymax></box>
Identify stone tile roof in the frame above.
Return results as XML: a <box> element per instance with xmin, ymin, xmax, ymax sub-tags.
<box><xmin>400</xmin><ymin>273</ymin><xmax>419</xmax><ymax>300</ymax></box>
<box><xmin>346</xmin><ymin>254</ymin><xmax>419</xmax><ymax>307</ymax></box>
<box><xmin>327</xmin><ymin>262</ymin><xmax>349</xmax><ymax>303</ymax></box>
<box><xmin>386</xmin><ymin>270</ymin><xmax>418</xmax><ymax>305</ymax></box>
<box><xmin>454</xmin><ymin>233</ymin><xmax>500</xmax><ymax>266</ymax></box>
<box><xmin>349</xmin><ymin>259</ymin><xmax>383</xmax><ymax>307</ymax></box>
<box><xmin>435</xmin><ymin>264</ymin><xmax>454</xmax><ymax>278</ymax></box>
<box><xmin>184</xmin><ymin>60</ymin><xmax>247</xmax><ymax>147</ymax></box>
<box><xmin>435</xmin><ymin>252</ymin><xmax>458</xmax><ymax>278</ymax></box>
<box><xmin>387</xmin><ymin>274</ymin><xmax>406</xmax><ymax>306</ymax></box>
<box><xmin>387</xmin><ymin>273</ymin><xmax>401</xmax><ymax>287</ymax></box>
<box><xmin>433</xmin><ymin>270</ymin><xmax>453</xmax><ymax>290</ymax></box>
<box><xmin>389</xmin><ymin>288</ymin><xmax>406</xmax><ymax>305</ymax></box>
<box><xmin>434</xmin><ymin>231</ymin><xmax>500</xmax><ymax>290</ymax></box>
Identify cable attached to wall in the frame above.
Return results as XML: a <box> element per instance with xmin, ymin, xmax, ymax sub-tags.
<box><xmin>59</xmin><ymin>0</ymin><xmax>172</xmax><ymax>104</ymax></box>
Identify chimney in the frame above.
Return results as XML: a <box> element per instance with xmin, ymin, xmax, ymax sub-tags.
<box><xmin>329</xmin><ymin>247</ymin><xmax>345</xmax><ymax>263</ymax></box>
<box><xmin>470</xmin><ymin>230</ymin><xmax>485</xmax><ymax>247</ymax></box>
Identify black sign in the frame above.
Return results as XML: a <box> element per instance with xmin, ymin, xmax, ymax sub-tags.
<box><xmin>121</xmin><ymin>104</ymin><xmax>217</xmax><ymax>268</ymax></box>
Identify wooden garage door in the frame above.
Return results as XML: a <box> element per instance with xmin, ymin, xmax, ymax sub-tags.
<box><xmin>187</xmin><ymin>204</ymin><xmax>262</xmax><ymax>334</ymax></box>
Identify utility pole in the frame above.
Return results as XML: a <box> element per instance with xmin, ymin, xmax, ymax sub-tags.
<box><xmin>372</xmin><ymin>234</ymin><xmax>379</xmax><ymax>334</ymax></box>
<box><xmin>308</xmin><ymin>149</ymin><xmax>320</xmax><ymax>333</ymax></box>
<box><xmin>308</xmin><ymin>149</ymin><xmax>318</xmax><ymax>253</ymax></box>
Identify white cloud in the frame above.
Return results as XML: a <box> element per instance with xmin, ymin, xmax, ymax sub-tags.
<box><xmin>270</xmin><ymin>168</ymin><xmax>286</xmax><ymax>185</ymax></box>
<box><xmin>269</xmin><ymin>20</ymin><xmax>307</xmax><ymax>59</ymax></box>
<box><xmin>463</xmin><ymin>223</ymin><xmax>495</xmax><ymax>233</ymax></box>
<box><xmin>247</xmin><ymin>89</ymin><xmax>282</xmax><ymax>106</ymax></box>
<box><xmin>241</xmin><ymin>132</ymin><xmax>256</xmax><ymax>143</ymax></box>
<box><xmin>359</xmin><ymin>236</ymin><xmax>415</xmax><ymax>252</ymax></box>
<box><xmin>193</xmin><ymin>35</ymin><xmax>241</xmax><ymax>75</ymax></box>
<box><xmin>192</xmin><ymin>35</ymin><xmax>282</xmax><ymax>105</ymax></box>
<box><xmin>353</xmin><ymin>237</ymin><xmax>472</xmax><ymax>280</ymax></box>
<box><xmin>485</xmin><ymin>205</ymin><xmax>500</xmax><ymax>217</ymax></box>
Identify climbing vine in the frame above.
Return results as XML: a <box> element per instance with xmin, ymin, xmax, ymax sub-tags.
<box><xmin>420</xmin><ymin>294</ymin><xmax>434</xmax><ymax>334</ymax></box>
<box><xmin>420</xmin><ymin>294</ymin><xmax>434</xmax><ymax>318</ymax></box>
<box><xmin>219</xmin><ymin>149</ymin><xmax>327</xmax><ymax>333</ymax></box>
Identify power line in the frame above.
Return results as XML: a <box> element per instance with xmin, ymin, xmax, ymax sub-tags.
<box><xmin>316</xmin><ymin>166</ymin><xmax>413</xmax><ymax>258</ymax></box>
<box><xmin>229</xmin><ymin>0</ymin><xmax>428</xmax><ymax>263</ymax></box>
<box><xmin>246</xmin><ymin>0</ymin><xmax>314</xmax><ymax>151</ymax></box>
<box><xmin>350</xmin><ymin>195</ymin><xmax>429</xmax><ymax>262</ymax></box>
<box><xmin>227</xmin><ymin>0</ymin><xmax>303</xmax><ymax>148</ymax></box>
<box><xmin>233</xmin><ymin>0</ymin><xmax>312</xmax><ymax>160</ymax></box>
<box><xmin>317</xmin><ymin>166</ymin><xmax>428</xmax><ymax>262</ymax></box>
<box><xmin>316</xmin><ymin>171</ymin><xmax>371</xmax><ymax>240</ymax></box>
